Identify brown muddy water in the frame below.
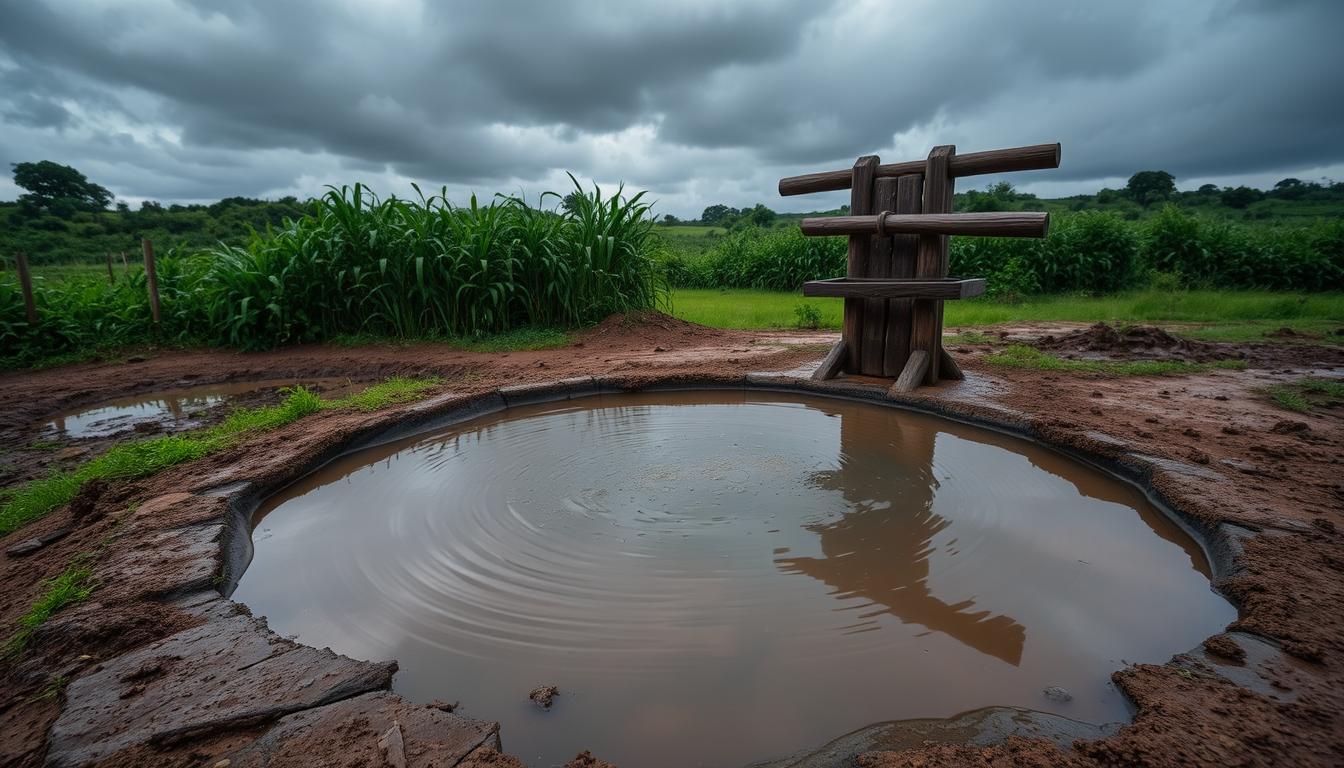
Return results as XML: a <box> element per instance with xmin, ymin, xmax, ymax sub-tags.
<box><xmin>234</xmin><ymin>391</ymin><xmax>1234</xmax><ymax>768</ymax></box>
<box><xmin>39</xmin><ymin>379</ymin><xmax>356</xmax><ymax>439</ymax></box>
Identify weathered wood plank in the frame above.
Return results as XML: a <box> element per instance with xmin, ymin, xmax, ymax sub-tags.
<box><xmin>883</xmin><ymin>174</ymin><xmax>922</xmax><ymax>377</ymax></box>
<box><xmin>860</xmin><ymin>177</ymin><xmax>898</xmax><ymax>375</ymax></box>
<box><xmin>14</xmin><ymin>251</ymin><xmax>37</xmax><ymax>324</ymax></box>
<box><xmin>911</xmin><ymin>145</ymin><xmax>955</xmax><ymax>386</ymax></box>
<box><xmin>803</xmin><ymin>278</ymin><xmax>985</xmax><ymax>300</ymax></box>
<box><xmin>779</xmin><ymin>142</ymin><xmax>1059</xmax><ymax>196</ymax></box>
<box><xmin>811</xmin><ymin>339</ymin><xmax>847</xmax><ymax>381</ymax></box>
<box><xmin>843</xmin><ymin>156</ymin><xmax>878</xmax><ymax>374</ymax></box>
<box><xmin>800</xmin><ymin>211</ymin><xmax>1048</xmax><ymax>238</ymax></box>
<box><xmin>890</xmin><ymin>350</ymin><xmax>930</xmax><ymax>394</ymax></box>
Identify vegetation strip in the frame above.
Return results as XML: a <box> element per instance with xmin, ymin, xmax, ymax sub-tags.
<box><xmin>0</xmin><ymin>378</ymin><xmax>440</xmax><ymax>536</ymax></box>
<box><xmin>983</xmin><ymin>345</ymin><xmax>1247</xmax><ymax>376</ymax></box>
<box><xmin>1264</xmin><ymin>377</ymin><xmax>1344</xmax><ymax>413</ymax></box>
<box><xmin>4</xmin><ymin>564</ymin><xmax>97</xmax><ymax>658</ymax></box>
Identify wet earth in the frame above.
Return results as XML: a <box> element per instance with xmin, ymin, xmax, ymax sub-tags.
<box><xmin>1</xmin><ymin>314</ymin><xmax>1342</xmax><ymax>767</ymax></box>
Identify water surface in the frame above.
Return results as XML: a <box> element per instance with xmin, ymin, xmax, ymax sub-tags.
<box><xmin>236</xmin><ymin>391</ymin><xmax>1233</xmax><ymax>767</ymax></box>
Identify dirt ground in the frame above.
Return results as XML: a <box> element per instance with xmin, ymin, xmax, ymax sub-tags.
<box><xmin>1</xmin><ymin>312</ymin><xmax>1342</xmax><ymax>767</ymax></box>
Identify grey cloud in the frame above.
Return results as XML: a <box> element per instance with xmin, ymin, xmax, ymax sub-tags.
<box><xmin>0</xmin><ymin>0</ymin><xmax>1340</xmax><ymax>216</ymax></box>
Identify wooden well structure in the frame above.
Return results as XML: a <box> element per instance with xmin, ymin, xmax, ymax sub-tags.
<box><xmin>778</xmin><ymin>143</ymin><xmax>1060</xmax><ymax>391</ymax></box>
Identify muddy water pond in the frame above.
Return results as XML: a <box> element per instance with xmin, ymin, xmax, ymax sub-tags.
<box><xmin>235</xmin><ymin>391</ymin><xmax>1234</xmax><ymax>767</ymax></box>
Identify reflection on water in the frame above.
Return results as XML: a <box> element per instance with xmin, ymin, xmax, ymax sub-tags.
<box><xmin>235</xmin><ymin>391</ymin><xmax>1233</xmax><ymax>768</ymax></box>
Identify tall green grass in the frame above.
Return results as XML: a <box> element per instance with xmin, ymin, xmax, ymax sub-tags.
<box><xmin>2</xmin><ymin>179</ymin><xmax>661</xmax><ymax>365</ymax></box>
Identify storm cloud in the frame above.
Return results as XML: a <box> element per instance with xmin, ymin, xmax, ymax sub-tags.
<box><xmin>1</xmin><ymin>0</ymin><xmax>1341</xmax><ymax>216</ymax></box>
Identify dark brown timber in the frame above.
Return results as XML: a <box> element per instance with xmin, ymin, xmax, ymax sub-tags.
<box><xmin>860</xmin><ymin>177</ymin><xmax>898</xmax><ymax>375</ymax></box>
<box><xmin>890</xmin><ymin>349</ymin><xmax>929</xmax><ymax>394</ymax></box>
<box><xmin>141</xmin><ymin>238</ymin><xmax>161</xmax><ymax>326</ymax></box>
<box><xmin>800</xmin><ymin>211</ymin><xmax>1048</xmax><ymax>238</ymax></box>
<box><xmin>15</xmin><ymin>252</ymin><xmax>38</xmax><ymax>324</ymax></box>
<box><xmin>810</xmin><ymin>340</ymin><xmax>847</xmax><ymax>382</ymax></box>
<box><xmin>883</xmin><ymin>174</ymin><xmax>922</xmax><ymax>376</ymax></box>
<box><xmin>106</xmin><ymin>252</ymin><xmax>116</xmax><ymax>284</ymax></box>
<box><xmin>908</xmin><ymin>145</ymin><xmax>955</xmax><ymax>385</ymax></box>
<box><xmin>778</xmin><ymin>142</ymin><xmax>1059</xmax><ymax>196</ymax></box>
<box><xmin>842</xmin><ymin>156</ymin><xmax>878</xmax><ymax>375</ymax></box>
<box><xmin>804</xmin><ymin>278</ymin><xmax>985</xmax><ymax>300</ymax></box>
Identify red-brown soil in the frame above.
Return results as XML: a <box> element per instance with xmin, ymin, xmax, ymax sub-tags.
<box><xmin>1</xmin><ymin>314</ymin><xmax>1341</xmax><ymax>767</ymax></box>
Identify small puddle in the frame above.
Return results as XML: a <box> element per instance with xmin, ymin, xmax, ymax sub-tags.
<box><xmin>40</xmin><ymin>379</ymin><xmax>356</xmax><ymax>439</ymax></box>
<box><xmin>235</xmin><ymin>391</ymin><xmax>1234</xmax><ymax>767</ymax></box>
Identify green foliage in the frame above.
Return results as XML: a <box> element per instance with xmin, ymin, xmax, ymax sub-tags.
<box><xmin>1264</xmin><ymin>377</ymin><xmax>1344</xmax><ymax>412</ymax></box>
<box><xmin>11</xmin><ymin>161</ymin><xmax>113</xmax><ymax>215</ymax></box>
<box><xmin>984</xmin><ymin>344</ymin><xmax>1246</xmax><ymax>376</ymax></box>
<box><xmin>2</xmin><ymin>179</ymin><xmax>660</xmax><ymax>364</ymax></box>
<box><xmin>1125</xmin><ymin>170</ymin><xmax>1177</xmax><ymax>205</ymax></box>
<box><xmin>5</xmin><ymin>566</ymin><xmax>97</xmax><ymax>657</ymax></box>
<box><xmin>793</xmin><ymin>302</ymin><xmax>823</xmax><ymax>329</ymax></box>
<box><xmin>657</xmin><ymin>226</ymin><xmax>844</xmax><ymax>291</ymax></box>
<box><xmin>331</xmin><ymin>377</ymin><xmax>441</xmax><ymax>412</ymax></box>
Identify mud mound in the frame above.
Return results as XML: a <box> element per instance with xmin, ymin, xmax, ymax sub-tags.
<box><xmin>1035</xmin><ymin>323</ymin><xmax>1225</xmax><ymax>362</ymax></box>
<box><xmin>581</xmin><ymin>310</ymin><xmax>715</xmax><ymax>341</ymax></box>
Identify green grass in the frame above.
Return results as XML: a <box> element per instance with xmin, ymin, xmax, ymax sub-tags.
<box><xmin>0</xmin><ymin>378</ymin><xmax>439</xmax><ymax>536</ymax></box>
<box><xmin>667</xmin><ymin>288</ymin><xmax>1344</xmax><ymax>334</ymax></box>
<box><xmin>1264</xmin><ymin>377</ymin><xmax>1344</xmax><ymax>412</ymax></box>
<box><xmin>984</xmin><ymin>345</ymin><xmax>1247</xmax><ymax>376</ymax></box>
<box><xmin>330</xmin><ymin>377</ymin><xmax>441</xmax><ymax>412</ymax></box>
<box><xmin>655</xmin><ymin>224</ymin><xmax>727</xmax><ymax>238</ymax></box>
<box><xmin>4</xmin><ymin>566</ymin><xmax>97</xmax><ymax>657</ymax></box>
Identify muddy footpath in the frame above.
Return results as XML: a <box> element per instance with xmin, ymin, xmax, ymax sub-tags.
<box><xmin>1</xmin><ymin>313</ymin><xmax>1342</xmax><ymax>767</ymax></box>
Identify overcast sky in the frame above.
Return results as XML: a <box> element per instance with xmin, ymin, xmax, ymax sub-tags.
<box><xmin>2</xmin><ymin>0</ymin><xmax>1342</xmax><ymax>217</ymax></box>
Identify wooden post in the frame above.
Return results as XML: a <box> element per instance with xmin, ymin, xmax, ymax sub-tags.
<box><xmin>106</xmin><ymin>252</ymin><xmax>116</xmax><ymax>284</ymax></box>
<box><xmin>15</xmin><ymin>252</ymin><xmax>38</xmax><ymax>324</ymax></box>
<box><xmin>907</xmin><ymin>145</ymin><xmax>955</xmax><ymax>386</ymax></box>
<box><xmin>843</xmin><ymin>156</ymin><xmax>878</xmax><ymax>374</ymax></box>
<box><xmin>860</xmin><ymin>177</ymin><xmax>897</xmax><ymax>375</ymax></box>
<box><xmin>120</xmin><ymin>250</ymin><xmax>129</xmax><ymax>273</ymax></box>
<box><xmin>141</xmin><ymin>237</ymin><xmax>161</xmax><ymax>326</ymax></box>
<box><xmin>883</xmin><ymin>174</ymin><xmax>923</xmax><ymax>376</ymax></box>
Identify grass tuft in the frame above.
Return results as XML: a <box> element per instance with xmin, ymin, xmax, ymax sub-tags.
<box><xmin>1263</xmin><ymin>377</ymin><xmax>1344</xmax><ymax>413</ymax></box>
<box><xmin>329</xmin><ymin>377</ymin><xmax>442</xmax><ymax>412</ymax></box>
<box><xmin>4</xmin><ymin>566</ymin><xmax>97</xmax><ymax>658</ymax></box>
<box><xmin>984</xmin><ymin>344</ymin><xmax>1247</xmax><ymax>376</ymax></box>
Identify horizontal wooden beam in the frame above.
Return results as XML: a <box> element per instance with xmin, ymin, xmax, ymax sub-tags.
<box><xmin>800</xmin><ymin>211</ymin><xmax>1048</xmax><ymax>238</ymax></box>
<box><xmin>779</xmin><ymin>143</ymin><xmax>1060</xmax><ymax>196</ymax></box>
<box><xmin>803</xmin><ymin>277</ymin><xmax>987</xmax><ymax>300</ymax></box>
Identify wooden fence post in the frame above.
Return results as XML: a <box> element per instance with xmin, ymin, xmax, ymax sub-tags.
<box><xmin>120</xmin><ymin>250</ymin><xmax>129</xmax><ymax>273</ymax></box>
<box><xmin>860</xmin><ymin>177</ymin><xmax>897</xmax><ymax>375</ymax></box>
<box><xmin>908</xmin><ymin>145</ymin><xmax>955</xmax><ymax>386</ymax></box>
<box><xmin>106</xmin><ymin>252</ymin><xmax>116</xmax><ymax>284</ymax></box>
<box><xmin>15</xmin><ymin>252</ymin><xmax>38</xmax><ymax>324</ymax></box>
<box><xmin>141</xmin><ymin>238</ymin><xmax>161</xmax><ymax>326</ymax></box>
<box><xmin>844</xmin><ymin>156</ymin><xmax>878</xmax><ymax>373</ymax></box>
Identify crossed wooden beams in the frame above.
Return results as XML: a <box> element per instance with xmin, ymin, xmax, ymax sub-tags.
<box><xmin>778</xmin><ymin>143</ymin><xmax>1060</xmax><ymax>392</ymax></box>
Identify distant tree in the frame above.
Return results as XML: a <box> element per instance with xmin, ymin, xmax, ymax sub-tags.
<box><xmin>1096</xmin><ymin>188</ymin><xmax>1121</xmax><ymax>204</ymax></box>
<box><xmin>115</xmin><ymin>201</ymin><xmax>130</xmax><ymax>213</ymax></box>
<box><xmin>960</xmin><ymin>181</ymin><xmax>1017</xmax><ymax>212</ymax></box>
<box><xmin>700</xmin><ymin>204</ymin><xmax>732</xmax><ymax>225</ymax></box>
<box><xmin>1271</xmin><ymin>178</ymin><xmax>1308</xmax><ymax>200</ymax></box>
<box><xmin>140</xmin><ymin>200</ymin><xmax>163</xmax><ymax>212</ymax></box>
<box><xmin>1125</xmin><ymin>170</ymin><xmax>1176</xmax><ymax>205</ymax></box>
<box><xmin>1220</xmin><ymin>185</ymin><xmax>1263</xmax><ymax>209</ymax></box>
<box><xmin>662</xmin><ymin>213</ymin><xmax>679</xmax><ymax>224</ymax></box>
<box><xmin>11</xmin><ymin>160</ymin><xmax>113</xmax><ymax>216</ymax></box>
<box><xmin>746</xmin><ymin>203</ymin><xmax>776</xmax><ymax>227</ymax></box>
<box><xmin>1197</xmin><ymin>183</ymin><xmax>1219</xmax><ymax>195</ymax></box>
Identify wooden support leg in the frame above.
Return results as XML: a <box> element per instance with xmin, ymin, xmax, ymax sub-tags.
<box><xmin>890</xmin><ymin>350</ymin><xmax>929</xmax><ymax>394</ymax></box>
<box><xmin>938</xmin><ymin>347</ymin><xmax>964</xmax><ymax>381</ymax></box>
<box><xmin>909</xmin><ymin>145</ymin><xmax>956</xmax><ymax>387</ymax></box>
<box><xmin>811</xmin><ymin>339</ymin><xmax>847</xmax><ymax>381</ymax></box>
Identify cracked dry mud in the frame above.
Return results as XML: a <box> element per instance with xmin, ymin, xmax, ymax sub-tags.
<box><xmin>2</xmin><ymin>313</ymin><xmax>1342</xmax><ymax>767</ymax></box>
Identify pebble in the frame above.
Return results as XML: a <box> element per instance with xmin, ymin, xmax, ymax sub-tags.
<box><xmin>1043</xmin><ymin>686</ymin><xmax>1073</xmax><ymax>702</ymax></box>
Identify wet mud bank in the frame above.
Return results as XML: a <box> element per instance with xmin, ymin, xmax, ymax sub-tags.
<box><xmin>1</xmin><ymin>322</ymin><xmax>1341</xmax><ymax>767</ymax></box>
